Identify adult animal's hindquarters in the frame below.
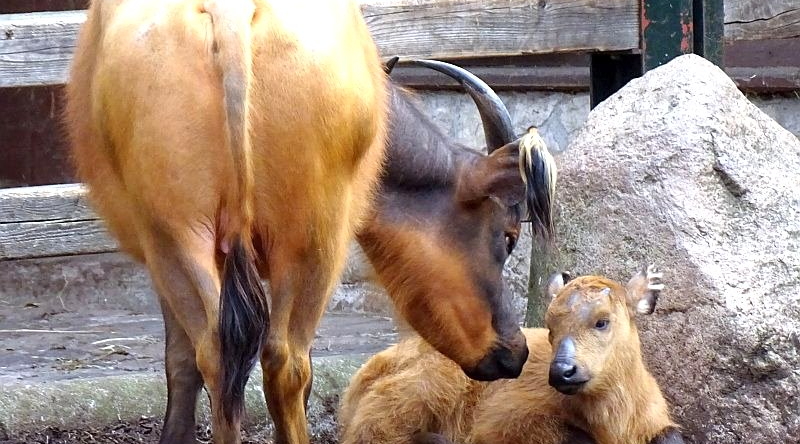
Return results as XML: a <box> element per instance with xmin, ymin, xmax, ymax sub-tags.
<box><xmin>66</xmin><ymin>1</ymin><xmax>387</xmax><ymax>443</ymax></box>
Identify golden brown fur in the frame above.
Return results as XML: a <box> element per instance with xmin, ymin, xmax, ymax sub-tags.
<box><xmin>339</xmin><ymin>269</ymin><xmax>677</xmax><ymax>444</ymax></box>
<box><xmin>67</xmin><ymin>2</ymin><xmax>559</xmax><ymax>442</ymax></box>
<box><xmin>67</xmin><ymin>1</ymin><xmax>385</xmax><ymax>442</ymax></box>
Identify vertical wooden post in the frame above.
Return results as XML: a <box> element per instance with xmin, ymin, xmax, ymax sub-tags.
<box><xmin>641</xmin><ymin>0</ymin><xmax>695</xmax><ymax>71</ymax></box>
<box><xmin>693</xmin><ymin>0</ymin><xmax>724</xmax><ymax>67</ymax></box>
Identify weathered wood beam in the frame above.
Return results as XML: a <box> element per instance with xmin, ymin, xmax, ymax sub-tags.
<box><xmin>0</xmin><ymin>184</ymin><xmax>117</xmax><ymax>260</ymax></box>
<box><xmin>0</xmin><ymin>183</ymin><xmax>92</xmax><ymax>223</ymax></box>
<box><xmin>725</xmin><ymin>38</ymin><xmax>800</xmax><ymax>92</ymax></box>
<box><xmin>0</xmin><ymin>219</ymin><xmax>116</xmax><ymax>260</ymax></box>
<box><xmin>392</xmin><ymin>55</ymin><xmax>591</xmax><ymax>91</ymax></box>
<box><xmin>725</xmin><ymin>0</ymin><xmax>800</xmax><ymax>42</ymax></box>
<box><xmin>1</xmin><ymin>1</ymin><xmax>640</xmax><ymax>88</ymax></box>
<box><xmin>0</xmin><ymin>11</ymin><xmax>82</xmax><ymax>88</ymax></box>
<box><xmin>362</xmin><ymin>0</ymin><xmax>639</xmax><ymax>59</ymax></box>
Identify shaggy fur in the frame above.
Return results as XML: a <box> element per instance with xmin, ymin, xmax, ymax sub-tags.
<box><xmin>339</xmin><ymin>268</ymin><xmax>683</xmax><ymax>444</ymax></box>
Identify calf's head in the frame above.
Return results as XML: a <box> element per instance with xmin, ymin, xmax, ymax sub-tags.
<box><xmin>544</xmin><ymin>266</ymin><xmax>664</xmax><ymax>395</ymax></box>
<box><xmin>358</xmin><ymin>60</ymin><xmax>556</xmax><ymax>381</ymax></box>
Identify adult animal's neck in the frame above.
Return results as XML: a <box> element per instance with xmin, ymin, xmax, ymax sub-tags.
<box><xmin>378</xmin><ymin>84</ymin><xmax>478</xmax><ymax>191</ymax></box>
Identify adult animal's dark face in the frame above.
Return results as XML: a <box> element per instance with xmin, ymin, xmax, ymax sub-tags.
<box><xmin>360</xmin><ymin>179</ymin><xmax>527</xmax><ymax>380</ymax></box>
<box><xmin>359</xmin><ymin>59</ymin><xmax>556</xmax><ymax>381</ymax></box>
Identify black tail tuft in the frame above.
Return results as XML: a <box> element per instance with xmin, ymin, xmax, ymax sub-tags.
<box><xmin>219</xmin><ymin>239</ymin><xmax>268</xmax><ymax>422</ymax></box>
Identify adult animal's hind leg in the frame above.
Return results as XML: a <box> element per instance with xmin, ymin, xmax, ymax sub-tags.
<box><xmin>159</xmin><ymin>300</ymin><xmax>204</xmax><ymax>444</ymax></box>
<box><xmin>143</xmin><ymin>229</ymin><xmax>244</xmax><ymax>444</ymax></box>
<box><xmin>260</xmin><ymin>240</ymin><xmax>351</xmax><ymax>444</ymax></box>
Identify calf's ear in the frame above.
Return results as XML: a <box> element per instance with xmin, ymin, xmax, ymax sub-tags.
<box><xmin>626</xmin><ymin>264</ymin><xmax>664</xmax><ymax>315</ymax></box>
<box><xmin>545</xmin><ymin>271</ymin><xmax>572</xmax><ymax>300</ymax></box>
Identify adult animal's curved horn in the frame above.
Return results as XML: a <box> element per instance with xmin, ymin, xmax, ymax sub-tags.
<box><xmin>406</xmin><ymin>59</ymin><xmax>515</xmax><ymax>153</ymax></box>
<box><xmin>383</xmin><ymin>56</ymin><xmax>400</xmax><ymax>75</ymax></box>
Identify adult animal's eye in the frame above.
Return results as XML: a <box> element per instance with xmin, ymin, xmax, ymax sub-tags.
<box><xmin>595</xmin><ymin>319</ymin><xmax>610</xmax><ymax>330</ymax></box>
<box><xmin>504</xmin><ymin>233</ymin><xmax>517</xmax><ymax>254</ymax></box>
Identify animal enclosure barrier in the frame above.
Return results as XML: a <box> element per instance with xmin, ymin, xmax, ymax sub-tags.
<box><xmin>0</xmin><ymin>0</ymin><xmax>729</xmax><ymax>262</ymax></box>
<box><xmin>0</xmin><ymin>0</ymin><xmax>797</xmax><ymax>440</ymax></box>
<box><xmin>1</xmin><ymin>0</ymin><xmax>795</xmax><ymax>327</ymax></box>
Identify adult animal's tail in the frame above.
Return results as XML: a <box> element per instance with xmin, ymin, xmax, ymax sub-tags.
<box><xmin>205</xmin><ymin>0</ymin><xmax>268</xmax><ymax>423</ymax></box>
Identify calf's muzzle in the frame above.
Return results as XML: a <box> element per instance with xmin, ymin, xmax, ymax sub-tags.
<box><xmin>548</xmin><ymin>337</ymin><xmax>590</xmax><ymax>394</ymax></box>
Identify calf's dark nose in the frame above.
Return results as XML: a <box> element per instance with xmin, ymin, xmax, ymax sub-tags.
<box><xmin>549</xmin><ymin>361</ymin><xmax>578</xmax><ymax>384</ymax></box>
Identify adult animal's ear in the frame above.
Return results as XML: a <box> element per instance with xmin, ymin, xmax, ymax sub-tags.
<box><xmin>456</xmin><ymin>127</ymin><xmax>556</xmax><ymax>238</ymax></box>
<box><xmin>545</xmin><ymin>271</ymin><xmax>572</xmax><ymax>300</ymax></box>
<box><xmin>456</xmin><ymin>137</ymin><xmax>527</xmax><ymax>207</ymax></box>
<box><xmin>626</xmin><ymin>264</ymin><xmax>664</xmax><ymax>315</ymax></box>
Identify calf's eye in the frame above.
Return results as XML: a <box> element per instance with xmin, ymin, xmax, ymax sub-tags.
<box><xmin>594</xmin><ymin>319</ymin><xmax>610</xmax><ymax>330</ymax></box>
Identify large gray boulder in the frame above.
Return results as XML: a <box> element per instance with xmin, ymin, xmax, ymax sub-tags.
<box><xmin>553</xmin><ymin>54</ymin><xmax>800</xmax><ymax>443</ymax></box>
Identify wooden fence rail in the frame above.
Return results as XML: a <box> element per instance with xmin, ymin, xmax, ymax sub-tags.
<box><xmin>0</xmin><ymin>0</ymin><xmax>640</xmax><ymax>88</ymax></box>
<box><xmin>0</xmin><ymin>184</ymin><xmax>116</xmax><ymax>260</ymax></box>
<box><xmin>724</xmin><ymin>0</ymin><xmax>800</xmax><ymax>41</ymax></box>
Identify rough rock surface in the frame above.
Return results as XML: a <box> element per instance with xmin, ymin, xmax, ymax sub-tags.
<box><xmin>552</xmin><ymin>54</ymin><xmax>800</xmax><ymax>443</ymax></box>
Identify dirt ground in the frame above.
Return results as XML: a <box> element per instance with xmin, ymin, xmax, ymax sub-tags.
<box><xmin>0</xmin><ymin>298</ymin><xmax>396</xmax><ymax>443</ymax></box>
<box><xmin>0</xmin><ymin>415</ymin><xmax>339</xmax><ymax>444</ymax></box>
<box><xmin>0</xmin><ymin>301</ymin><xmax>397</xmax><ymax>384</ymax></box>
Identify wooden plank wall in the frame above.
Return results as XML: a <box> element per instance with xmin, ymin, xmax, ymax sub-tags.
<box><xmin>0</xmin><ymin>1</ymin><xmax>640</xmax><ymax>88</ymax></box>
<box><xmin>0</xmin><ymin>0</ymin><xmax>798</xmax><ymax>189</ymax></box>
<box><xmin>0</xmin><ymin>3</ymin><xmax>83</xmax><ymax>189</ymax></box>
<box><xmin>0</xmin><ymin>11</ymin><xmax>84</xmax><ymax>88</ymax></box>
<box><xmin>363</xmin><ymin>0</ymin><xmax>638</xmax><ymax>59</ymax></box>
<box><xmin>724</xmin><ymin>0</ymin><xmax>800</xmax><ymax>92</ymax></box>
<box><xmin>725</xmin><ymin>0</ymin><xmax>800</xmax><ymax>41</ymax></box>
<box><xmin>0</xmin><ymin>184</ymin><xmax>116</xmax><ymax>260</ymax></box>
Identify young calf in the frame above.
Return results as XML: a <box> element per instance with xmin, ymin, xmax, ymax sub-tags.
<box><xmin>339</xmin><ymin>266</ymin><xmax>685</xmax><ymax>444</ymax></box>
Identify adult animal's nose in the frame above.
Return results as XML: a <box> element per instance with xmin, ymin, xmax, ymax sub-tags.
<box><xmin>464</xmin><ymin>329</ymin><xmax>528</xmax><ymax>381</ymax></box>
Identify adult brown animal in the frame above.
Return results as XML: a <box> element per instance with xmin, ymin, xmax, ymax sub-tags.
<box><xmin>339</xmin><ymin>266</ymin><xmax>685</xmax><ymax>444</ymax></box>
<box><xmin>66</xmin><ymin>1</ymin><xmax>556</xmax><ymax>443</ymax></box>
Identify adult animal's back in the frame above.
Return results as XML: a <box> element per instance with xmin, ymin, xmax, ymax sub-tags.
<box><xmin>66</xmin><ymin>1</ymin><xmax>387</xmax><ymax>443</ymax></box>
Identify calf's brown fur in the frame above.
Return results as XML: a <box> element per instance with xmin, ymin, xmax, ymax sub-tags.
<box><xmin>66</xmin><ymin>1</ymin><xmax>556</xmax><ymax>443</ymax></box>
<box><xmin>339</xmin><ymin>267</ymin><xmax>685</xmax><ymax>444</ymax></box>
